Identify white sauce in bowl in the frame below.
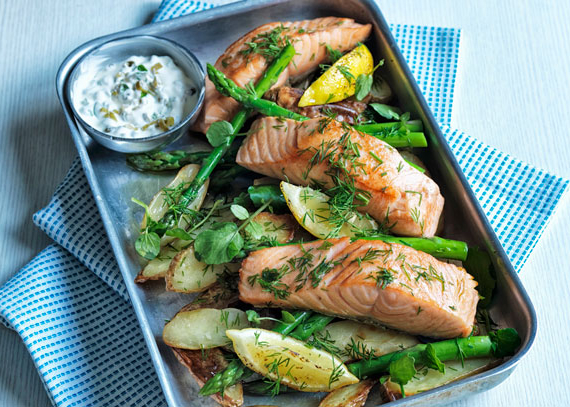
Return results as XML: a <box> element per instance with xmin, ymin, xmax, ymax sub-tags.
<box><xmin>73</xmin><ymin>55</ymin><xmax>197</xmax><ymax>139</ymax></box>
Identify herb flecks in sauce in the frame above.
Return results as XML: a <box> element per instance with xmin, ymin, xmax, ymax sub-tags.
<box><xmin>74</xmin><ymin>55</ymin><xmax>197</xmax><ymax>138</ymax></box>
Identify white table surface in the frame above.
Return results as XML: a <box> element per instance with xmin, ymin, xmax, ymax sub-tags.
<box><xmin>1</xmin><ymin>0</ymin><xmax>569</xmax><ymax>406</ymax></box>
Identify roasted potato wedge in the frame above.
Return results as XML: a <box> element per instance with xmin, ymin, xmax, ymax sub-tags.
<box><xmin>381</xmin><ymin>357</ymin><xmax>499</xmax><ymax>400</ymax></box>
<box><xmin>172</xmin><ymin>347</ymin><xmax>243</xmax><ymax>407</ymax></box>
<box><xmin>321</xmin><ymin>320</ymin><xmax>419</xmax><ymax>362</ymax></box>
<box><xmin>165</xmin><ymin>245</ymin><xmax>239</xmax><ymax>293</ymax></box>
<box><xmin>246</xmin><ymin>212</ymin><xmax>297</xmax><ymax>244</ymax></box>
<box><xmin>163</xmin><ymin>308</ymin><xmax>250</xmax><ymax>349</ymax></box>
<box><xmin>179</xmin><ymin>284</ymin><xmax>240</xmax><ymax>312</ymax></box>
<box><xmin>135</xmin><ymin>239</ymin><xmax>190</xmax><ymax>283</ymax></box>
<box><xmin>319</xmin><ymin>379</ymin><xmax>375</xmax><ymax>407</ymax></box>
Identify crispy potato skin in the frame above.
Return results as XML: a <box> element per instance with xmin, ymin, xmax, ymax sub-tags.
<box><xmin>172</xmin><ymin>348</ymin><xmax>243</xmax><ymax>407</ymax></box>
<box><xmin>318</xmin><ymin>379</ymin><xmax>375</xmax><ymax>407</ymax></box>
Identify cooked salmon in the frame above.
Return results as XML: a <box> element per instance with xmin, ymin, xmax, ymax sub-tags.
<box><xmin>194</xmin><ymin>17</ymin><xmax>372</xmax><ymax>133</ymax></box>
<box><xmin>239</xmin><ymin>238</ymin><xmax>479</xmax><ymax>338</ymax></box>
<box><xmin>236</xmin><ymin>117</ymin><xmax>444</xmax><ymax>237</ymax></box>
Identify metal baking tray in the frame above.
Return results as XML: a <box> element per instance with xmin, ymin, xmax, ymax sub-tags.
<box><xmin>55</xmin><ymin>0</ymin><xmax>537</xmax><ymax>405</ymax></box>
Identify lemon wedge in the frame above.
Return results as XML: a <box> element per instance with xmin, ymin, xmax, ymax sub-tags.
<box><xmin>226</xmin><ymin>328</ymin><xmax>359</xmax><ymax>392</ymax></box>
<box><xmin>280</xmin><ymin>181</ymin><xmax>378</xmax><ymax>239</ymax></box>
<box><xmin>299</xmin><ymin>43</ymin><xmax>374</xmax><ymax>107</ymax></box>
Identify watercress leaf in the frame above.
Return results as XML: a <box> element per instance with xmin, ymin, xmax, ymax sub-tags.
<box><xmin>230</xmin><ymin>204</ymin><xmax>250</xmax><ymax>220</ymax></box>
<box><xmin>164</xmin><ymin>228</ymin><xmax>193</xmax><ymax>241</ymax></box>
<box><xmin>245</xmin><ymin>221</ymin><xmax>264</xmax><ymax>240</ymax></box>
<box><xmin>370</xmin><ymin>103</ymin><xmax>401</xmax><ymax>120</ymax></box>
<box><xmin>135</xmin><ymin>231</ymin><xmax>161</xmax><ymax>260</ymax></box>
<box><xmin>194</xmin><ymin>222</ymin><xmax>244</xmax><ymax>264</ymax></box>
<box><xmin>463</xmin><ymin>247</ymin><xmax>496</xmax><ymax>308</ymax></box>
<box><xmin>355</xmin><ymin>73</ymin><xmax>373</xmax><ymax>101</ymax></box>
<box><xmin>379</xmin><ymin>376</ymin><xmax>389</xmax><ymax>385</ymax></box>
<box><xmin>389</xmin><ymin>354</ymin><xmax>416</xmax><ymax>386</ymax></box>
<box><xmin>399</xmin><ymin>112</ymin><xmax>410</xmax><ymax>123</ymax></box>
<box><xmin>246</xmin><ymin>310</ymin><xmax>262</xmax><ymax>326</ymax></box>
<box><xmin>280</xmin><ymin>310</ymin><xmax>296</xmax><ymax>324</ymax></box>
<box><xmin>489</xmin><ymin>328</ymin><xmax>521</xmax><ymax>358</ymax></box>
<box><xmin>423</xmin><ymin>343</ymin><xmax>445</xmax><ymax>373</ymax></box>
<box><xmin>206</xmin><ymin>120</ymin><xmax>234</xmax><ymax>147</ymax></box>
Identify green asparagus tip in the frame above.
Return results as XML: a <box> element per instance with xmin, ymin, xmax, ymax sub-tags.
<box><xmin>490</xmin><ymin>328</ymin><xmax>521</xmax><ymax>357</ymax></box>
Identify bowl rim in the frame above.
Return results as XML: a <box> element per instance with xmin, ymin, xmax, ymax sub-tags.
<box><xmin>65</xmin><ymin>34</ymin><xmax>205</xmax><ymax>144</ymax></box>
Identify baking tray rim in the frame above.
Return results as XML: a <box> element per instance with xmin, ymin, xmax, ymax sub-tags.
<box><xmin>54</xmin><ymin>0</ymin><xmax>537</xmax><ymax>405</ymax></box>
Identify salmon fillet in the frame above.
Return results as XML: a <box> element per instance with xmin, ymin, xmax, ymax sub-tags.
<box><xmin>236</xmin><ymin>117</ymin><xmax>444</xmax><ymax>237</ymax></box>
<box><xmin>239</xmin><ymin>238</ymin><xmax>479</xmax><ymax>338</ymax></box>
<box><xmin>194</xmin><ymin>17</ymin><xmax>372</xmax><ymax>133</ymax></box>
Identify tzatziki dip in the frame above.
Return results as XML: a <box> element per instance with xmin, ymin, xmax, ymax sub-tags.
<box><xmin>73</xmin><ymin>55</ymin><xmax>197</xmax><ymax>138</ymax></box>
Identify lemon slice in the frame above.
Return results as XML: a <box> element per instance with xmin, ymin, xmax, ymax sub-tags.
<box><xmin>226</xmin><ymin>328</ymin><xmax>359</xmax><ymax>392</ymax></box>
<box><xmin>299</xmin><ymin>43</ymin><xmax>374</xmax><ymax>107</ymax></box>
<box><xmin>280</xmin><ymin>182</ymin><xmax>378</xmax><ymax>239</ymax></box>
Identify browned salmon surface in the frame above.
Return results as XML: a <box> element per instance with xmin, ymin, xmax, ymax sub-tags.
<box><xmin>236</xmin><ymin>117</ymin><xmax>444</xmax><ymax>237</ymax></box>
<box><xmin>195</xmin><ymin>17</ymin><xmax>372</xmax><ymax>133</ymax></box>
<box><xmin>239</xmin><ymin>238</ymin><xmax>479</xmax><ymax>338</ymax></box>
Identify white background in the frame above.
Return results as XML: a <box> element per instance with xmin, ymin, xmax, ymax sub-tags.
<box><xmin>1</xmin><ymin>0</ymin><xmax>569</xmax><ymax>406</ymax></box>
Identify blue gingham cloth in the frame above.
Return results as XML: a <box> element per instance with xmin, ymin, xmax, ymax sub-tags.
<box><xmin>1</xmin><ymin>1</ymin><xmax>568</xmax><ymax>406</ymax></box>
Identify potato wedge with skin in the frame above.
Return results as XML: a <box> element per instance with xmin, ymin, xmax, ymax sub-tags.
<box><xmin>171</xmin><ymin>347</ymin><xmax>243</xmax><ymax>407</ymax></box>
<box><xmin>163</xmin><ymin>308</ymin><xmax>250</xmax><ymax>350</ymax></box>
<box><xmin>246</xmin><ymin>212</ymin><xmax>297</xmax><ymax>244</ymax></box>
<box><xmin>140</xmin><ymin>164</ymin><xmax>209</xmax><ymax>247</ymax></box>
<box><xmin>381</xmin><ymin>357</ymin><xmax>499</xmax><ymax>400</ymax></box>
<box><xmin>166</xmin><ymin>245</ymin><xmax>240</xmax><ymax>293</ymax></box>
<box><xmin>321</xmin><ymin>320</ymin><xmax>419</xmax><ymax>362</ymax></box>
<box><xmin>135</xmin><ymin>239</ymin><xmax>190</xmax><ymax>283</ymax></box>
<box><xmin>227</xmin><ymin>328</ymin><xmax>359</xmax><ymax>392</ymax></box>
<box><xmin>179</xmin><ymin>284</ymin><xmax>240</xmax><ymax>312</ymax></box>
<box><xmin>319</xmin><ymin>379</ymin><xmax>375</xmax><ymax>407</ymax></box>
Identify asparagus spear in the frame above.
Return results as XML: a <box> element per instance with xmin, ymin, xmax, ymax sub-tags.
<box><xmin>348</xmin><ymin>328</ymin><xmax>521</xmax><ymax>378</ymax></box>
<box><xmin>200</xmin><ymin>309</ymin><xmax>314</xmax><ymax>396</ymax></box>
<box><xmin>207</xmin><ymin>64</ymin><xmax>428</xmax><ymax>148</ymax></box>
<box><xmin>146</xmin><ymin>44</ymin><xmax>296</xmax><ymax>237</ymax></box>
<box><xmin>372</xmin><ymin>132</ymin><xmax>427</xmax><ymax>148</ymax></box>
<box><xmin>199</xmin><ymin>359</ymin><xmax>249</xmax><ymax>396</ymax></box>
<box><xmin>207</xmin><ymin>63</ymin><xmax>308</xmax><ymax>122</ymax></box>
<box><xmin>290</xmin><ymin>313</ymin><xmax>335</xmax><ymax>341</ymax></box>
<box><xmin>361</xmin><ymin>235</ymin><xmax>468</xmax><ymax>261</ymax></box>
<box><xmin>272</xmin><ymin>310</ymin><xmax>313</xmax><ymax>335</ymax></box>
<box><xmin>126</xmin><ymin>150</ymin><xmax>211</xmax><ymax>171</ymax></box>
<box><xmin>354</xmin><ymin>120</ymin><xmax>423</xmax><ymax>133</ymax></box>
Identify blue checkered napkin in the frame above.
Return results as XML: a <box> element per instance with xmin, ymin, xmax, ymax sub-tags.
<box><xmin>0</xmin><ymin>245</ymin><xmax>165</xmax><ymax>407</ymax></box>
<box><xmin>0</xmin><ymin>1</ymin><xmax>567</xmax><ymax>407</ymax></box>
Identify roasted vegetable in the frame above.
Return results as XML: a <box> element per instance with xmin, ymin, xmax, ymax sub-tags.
<box><xmin>135</xmin><ymin>239</ymin><xmax>189</xmax><ymax>283</ymax></box>
<box><xmin>381</xmin><ymin>357</ymin><xmax>498</xmax><ymax>400</ymax></box>
<box><xmin>165</xmin><ymin>245</ymin><xmax>239</xmax><ymax>293</ymax></box>
<box><xmin>319</xmin><ymin>379</ymin><xmax>375</xmax><ymax>407</ymax></box>
<box><xmin>245</xmin><ymin>212</ymin><xmax>297</xmax><ymax>244</ymax></box>
<box><xmin>163</xmin><ymin>308</ymin><xmax>250</xmax><ymax>349</ymax></box>
<box><xmin>172</xmin><ymin>347</ymin><xmax>244</xmax><ymax>407</ymax></box>
<box><xmin>319</xmin><ymin>320</ymin><xmax>419</xmax><ymax>362</ymax></box>
<box><xmin>139</xmin><ymin>164</ymin><xmax>209</xmax><ymax>247</ymax></box>
<box><xmin>348</xmin><ymin>328</ymin><xmax>521</xmax><ymax>378</ymax></box>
